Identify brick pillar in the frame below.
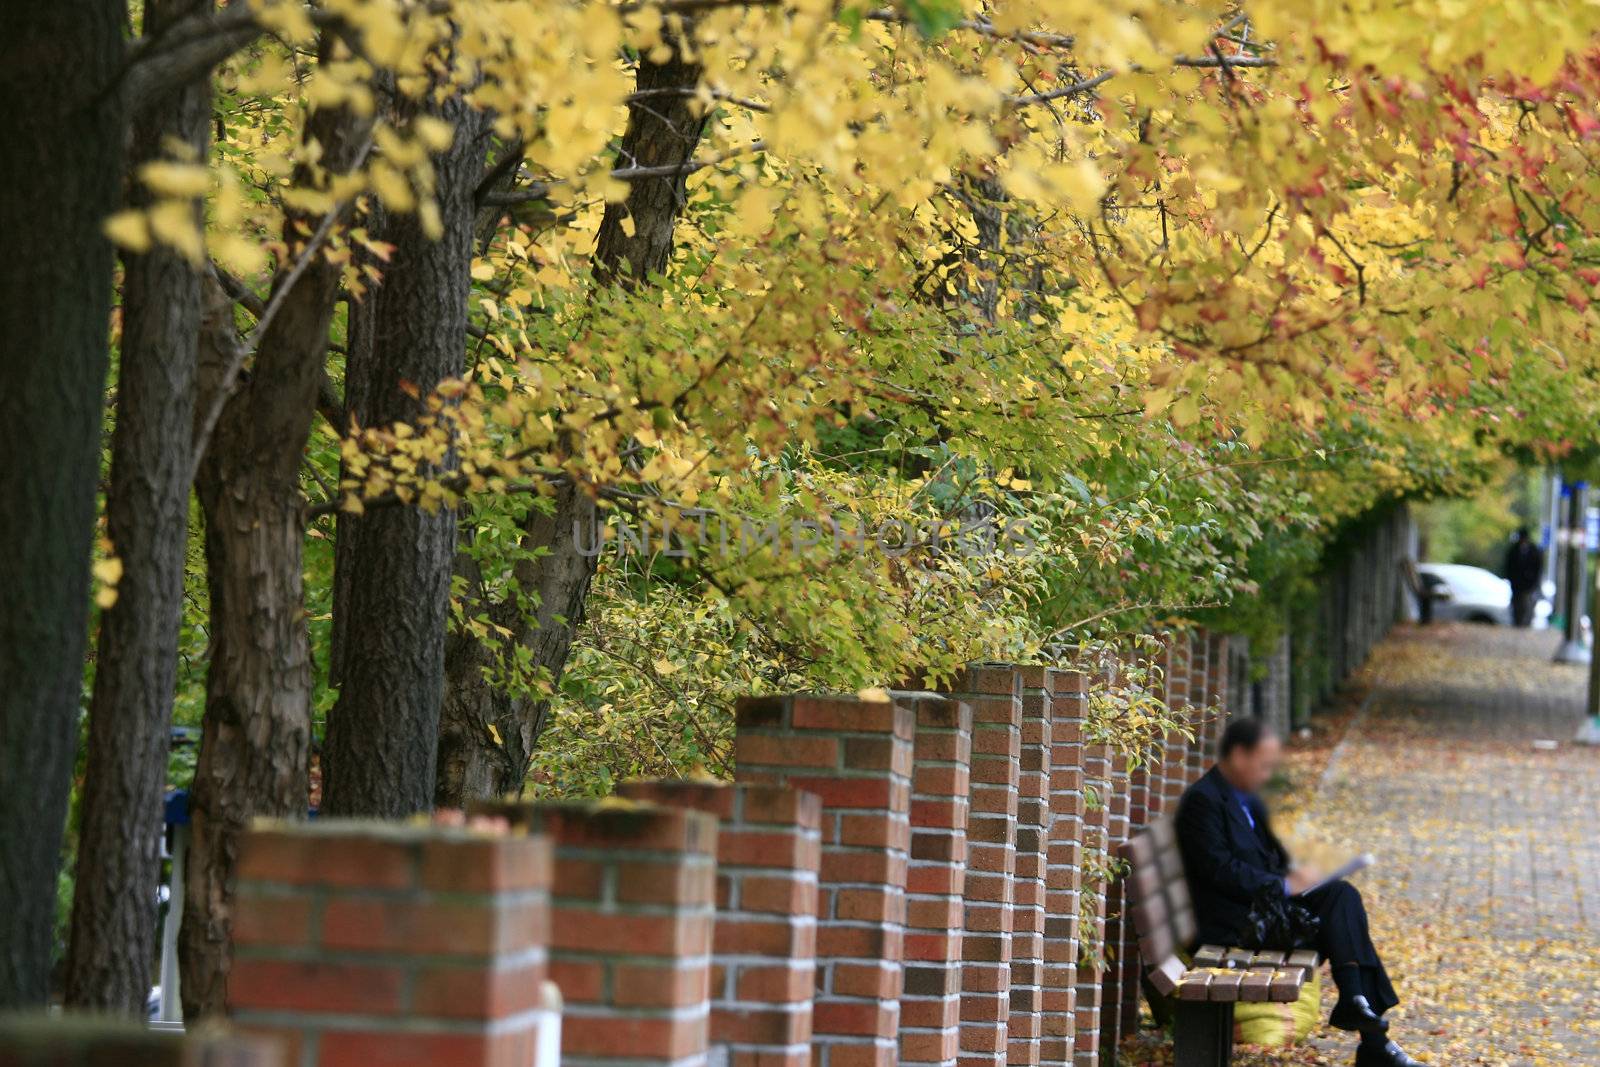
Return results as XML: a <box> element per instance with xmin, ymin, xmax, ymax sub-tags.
<box><xmin>1185</xmin><ymin>631</ymin><xmax>1211</xmax><ymax>785</ymax></box>
<box><xmin>1007</xmin><ymin>669</ymin><xmax>1053</xmax><ymax>1066</ymax></box>
<box><xmin>1041</xmin><ymin>668</ymin><xmax>1086</xmax><ymax>1064</ymax></box>
<box><xmin>1209</xmin><ymin>633</ymin><xmax>1231</xmax><ymax>723</ymax></box>
<box><xmin>1144</xmin><ymin>635</ymin><xmax>1177</xmax><ymax>823</ymax></box>
<box><xmin>896</xmin><ymin>691</ymin><xmax>973</xmax><ymax>1067</ymax></box>
<box><xmin>1118</xmin><ymin>644</ymin><xmax>1169</xmax><ymax>1038</ymax></box>
<box><xmin>228</xmin><ymin>819</ymin><xmax>554</xmax><ymax>1067</ymax></box>
<box><xmin>501</xmin><ymin>802</ymin><xmax>719</xmax><ymax>1067</ymax></box>
<box><xmin>1097</xmin><ymin>670</ymin><xmax>1132</xmax><ymax>1061</ymax></box>
<box><xmin>1166</xmin><ymin>633</ymin><xmax>1193</xmax><ymax>806</ymax></box>
<box><xmin>616</xmin><ymin>780</ymin><xmax>822</xmax><ymax>1067</ymax></box>
<box><xmin>735</xmin><ymin>693</ymin><xmax>915</xmax><ymax>1067</ymax></box>
<box><xmin>1073</xmin><ymin>728</ymin><xmax>1112</xmax><ymax>1067</ymax></box>
<box><xmin>945</xmin><ymin>666</ymin><xmax>1021</xmax><ymax>1067</ymax></box>
<box><xmin>0</xmin><ymin>1018</ymin><xmax>282</xmax><ymax>1066</ymax></box>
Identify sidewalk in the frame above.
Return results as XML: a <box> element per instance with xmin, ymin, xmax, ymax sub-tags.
<box><xmin>1279</xmin><ymin>623</ymin><xmax>1600</xmax><ymax>1066</ymax></box>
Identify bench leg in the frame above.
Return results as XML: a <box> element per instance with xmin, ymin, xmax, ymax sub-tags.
<box><xmin>1173</xmin><ymin>1001</ymin><xmax>1234</xmax><ymax>1067</ymax></box>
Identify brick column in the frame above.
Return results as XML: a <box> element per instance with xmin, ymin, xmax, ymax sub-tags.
<box><xmin>0</xmin><ymin>1018</ymin><xmax>282</xmax><ymax>1066</ymax></box>
<box><xmin>896</xmin><ymin>691</ymin><xmax>973</xmax><ymax>1067</ymax></box>
<box><xmin>496</xmin><ymin>802</ymin><xmax>719</xmax><ymax>1067</ymax></box>
<box><xmin>945</xmin><ymin>666</ymin><xmax>1021</xmax><ymax>1067</ymax></box>
<box><xmin>228</xmin><ymin>819</ymin><xmax>554</xmax><ymax>1067</ymax></box>
<box><xmin>1073</xmin><ymin>727</ymin><xmax>1112</xmax><ymax>1067</ymax></box>
<box><xmin>616</xmin><ymin>780</ymin><xmax>822</xmax><ymax>1067</ymax></box>
<box><xmin>1185</xmin><ymin>631</ymin><xmax>1211</xmax><ymax>785</ymax></box>
<box><xmin>1097</xmin><ymin>672</ymin><xmax>1133</xmax><ymax>1061</ymax></box>
<box><xmin>1209</xmin><ymin>632</ymin><xmax>1231</xmax><ymax>723</ymax></box>
<box><xmin>735</xmin><ymin>693</ymin><xmax>915</xmax><ymax>1067</ymax></box>
<box><xmin>1041</xmin><ymin>668</ymin><xmax>1086</xmax><ymax>1064</ymax></box>
<box><xmin>1143</xmin><ymin>636</ymin><xmax>1177</xmax><ymax>824</ymax></box>
<box><xmin>1118</xmin><ymin>756</ymin><xmax>1153</xmax><ymax>1040</ymax></box>
<box><xmin>1007</xmin><ymin>669</ymin><xmax>1053</xmax><ymax>1066</ymax></box>
<box><xmin>1159</xmin><ymin>633</ymin><xmax>1194</xmax><ymax>812</ymax></box>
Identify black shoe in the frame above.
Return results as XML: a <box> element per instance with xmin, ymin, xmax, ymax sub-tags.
<box><xmin>1329</xmin><ymin>994</ymin><xmax>1388</xmax><ymax>1036</ymax></box>
<box><xmin>1354</xmin><ymin>1039</ymin><xmax>1421</xmax><ymax>1067</ymax></box>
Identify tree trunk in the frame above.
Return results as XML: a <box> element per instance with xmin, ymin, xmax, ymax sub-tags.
<box><xmin>179</xmin><ymin>86</ymin><xmax>372</xmax><ymax>1021</ymax></box>
<box><xmin>436</xmin><ymin>484</ymin><xmax>599</xmax><ymax>803</ymax></box>
<box><xmin>434</xmin><ymin>39</ymin><xmax>705</xmax><ymax>807</ymax></box>
<box><xmin>64</xmin><ymin>0</ymin><xmax>210</xmax><ymax>1015</ymax></box>
<box><xmin>0</xmin><ymin>0</ymin><xmax>125</xmax><ymax>1010</ymax></box>
<box><xmin>321</xmin><ymin>96</ymin><xmax>491</xmax><ymax>817</ymax></box>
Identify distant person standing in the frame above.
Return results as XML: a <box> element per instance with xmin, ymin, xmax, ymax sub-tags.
<box><xmin>1502</xmin><ymin>527</ymin><xmax>1544</xmax><ymax>627</ymax></box>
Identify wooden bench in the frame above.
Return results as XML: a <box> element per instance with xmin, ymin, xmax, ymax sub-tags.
<box><xmin>1119</xmin><ymin>818</ymin><xmax>1318</xmax><ymax>1066</ymax></box>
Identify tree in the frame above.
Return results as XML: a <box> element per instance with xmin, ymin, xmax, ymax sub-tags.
<box><xmin>180</xmin><ymin>39</ymin><xmax>374</xmax><ymax>1017</ymax></box>
<box><xmin>321</xmin><ymin>91</ymin><xmax>492</xmax><ymax>817</ymax></box>
<box><xmin>0</xmin><ymin>0</ymin><xmax>126</xmax><ymax>1010</ymax></box>
<box><xmin>436</xmin><ymin>24</ymin><xmax>710</xmax><ymax>806</ymax></box>
<box><xmin>63</xmin><ymin>0</ymin><xmax>213</xmax><ymax>1015</ymax></box>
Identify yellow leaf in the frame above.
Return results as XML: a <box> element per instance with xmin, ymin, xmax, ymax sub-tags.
<box><xmin>104</xmin><ymin>211</ymin><xmax>151</xmax><ymax>253</ymax></box>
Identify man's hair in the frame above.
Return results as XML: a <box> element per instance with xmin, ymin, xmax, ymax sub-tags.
<box><xmin>1218</xmin><ymin>717</ymin><xmax>1273</xmax><ymax>760</ymax></box>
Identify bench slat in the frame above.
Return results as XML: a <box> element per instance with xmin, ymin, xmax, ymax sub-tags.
<box><xmin>1207</xmin><ymin>971</ymin><xmax>1244</xmax><ymax>1002</ymax></box>
<box><xmin>1166</xmin><ymin>879</ymin><xmax>1197</xmax><ymax>944</ymax></box>
<box><xmin>1140</xmin><ymin>925</ymin><xmax>1177</xmax><ymax>967</ymax></box>
<box><xmin>1269</xmin><ymin>968</ymin><xmax>1306</xmax><ymax>1002</ymax></box>
<box><xmin>1286</xmin><ymin>949</ymin><xmax>1319</xmax><ymax>974</ymax></box>
<box><xmin>1223</xmin><ymin>947</ymin><xmax>1255</xmax><ymax>969</ymax></box>
<box><xmin>1177</xmin><ymin>971</ymin><xmax>1213</xmax><ymax>1001</ymax></box>
<box><xmin>1131</xmin><ymin>891</ymin><xmax>1168</xmax><ymax>939</ymax></box>
<box><xmin>1148</xmin><ymin>956</ymin><xmax>1187</xmax><ymax>997</ymax></box>
<box><xmin>1191</xmin><ymin>945</ymin><xmax>1226</xmax><ymax>969</ymax></box>
<box><xmin>1238</xmin><ymin>971</ymin><xmax>1273</xmax><ymax>1002</ymax></box>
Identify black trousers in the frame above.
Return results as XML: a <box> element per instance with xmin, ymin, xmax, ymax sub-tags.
<box><xmin>1299</xmin><ymin>880</ymin><xmax>1399</xmax><ymax>1014</ymax></box>
<box><xmin>1512</xmin><ymin>589</ymin><xmax>1538</xmax><ymax>627</ymax></box>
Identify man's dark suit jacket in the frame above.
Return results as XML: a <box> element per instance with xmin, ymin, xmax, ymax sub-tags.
<box><xmin>1174</xmin><ymin>765</ymin><xmax>1290</xmax><ymax>946</ymax></box>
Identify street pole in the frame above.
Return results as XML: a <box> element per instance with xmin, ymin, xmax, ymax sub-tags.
<box><xmin>1554</xmin><ymin>479</ymin><xmax>1591</xmax><ymax>665</ymax></box>
<box><xmin>1579</xmin><ymin>561</ymin><xmax>1600</xmax><ymax>744</ymax></box>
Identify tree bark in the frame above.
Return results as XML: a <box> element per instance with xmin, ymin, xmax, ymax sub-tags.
<box><xmin>436</xmin><ymin>485</ymin><xmax>599</xmax><ymax>804</ymax></box>
<box><xmin>434</xmin><ymin>39</ymin><xmax>705</xmax><ymax>806</ymax></box>
<box><xmin>179</xmin><ymin>81</ymin><xmax>372</xmax><ymax>1021</ymax></box>
<box><xmin>321</xmin><ymin>95</ymin><xmax>492</xmax><ymax>817</ymax></box>
<box><xmin>0</xmin><ymin>0</ymin><xmax>125</xmax><ymax>1010</ymax></box>
<box><xmin>64</xmin><ymin>0</ymin><xmax>211</xmax><ymax>1015</ymax></box>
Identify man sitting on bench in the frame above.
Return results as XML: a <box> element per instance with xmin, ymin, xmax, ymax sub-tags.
<box><xmin>1175</xmin><ymin>718</ymin><xmax>1418</xmax><ymax>1067</ymax></box>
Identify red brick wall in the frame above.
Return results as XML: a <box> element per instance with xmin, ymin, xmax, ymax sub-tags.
<box><xmin>228</xmin><ymin>819</ymin><xmax>553</xmax><ymax>1067</ymax></box>
<box><xmin>896</xmin><ymin>691</ymin><xmax>974</xmax><ymax>1067</ymax></box>
<box><xmin>208</xmin><ymin>639</ymin><xmax>1240</xmax><ymax>1067</ymax></box>
<box><xmin>1160</xmin><ymin>633</ymin><xmax>1194</xmax><ymax>810</ymax></box>
<box><xmin>1041</xmin><ymin>668</ymin><xmax>1086</xmax><ymax>1064</ymax></box>
<box><xmin>735</xmin><ymin>693</ymin><xmax>915</xmax><ymax>1067</ymax></box>
<box><xmin>944</xmin><ymin>666</ymin><xmax>1022</xmax><ymax>1067</ymax></box>
<box><xmin>616</xmin><ymin>779</ymin><xmax>823</xmax><ymax>1067</ymax></box>
<box><xmin>1008</xmin><ymin>668</ymin><xmax>1054</xmax><ymax>1066</ymax></box>
<box><xmin>1095</xmin><ymin>657</ymin><xmax>1133</xmax><ymax>1061</ymax></box>
<box><xmin>1073</xmin><ymin>720</ymin><xmax>1113</xmax><ymax>1067</ymax></box>
<box><xmin>1186</xmin><ymin>631</ymin><xmax>1212</xmax><ymax>785</ymax></box>
<box><xmin>532</xmin><ymin>802</ymin><xmax>718</xmax><ymax>1066</ymax></box>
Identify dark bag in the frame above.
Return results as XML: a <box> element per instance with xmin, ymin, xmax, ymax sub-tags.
<box><xmin>1231</xmin><ymin>887</ymin><xmax>1321</xmax><ymax>951</ymax></box>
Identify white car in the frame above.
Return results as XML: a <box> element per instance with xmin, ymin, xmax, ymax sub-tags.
<box><xmin>1417</xmin><ymin>562</ymin><xmax>1536</xmax><ymax>626</ymax></box>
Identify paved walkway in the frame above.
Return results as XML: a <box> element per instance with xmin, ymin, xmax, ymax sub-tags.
<box><xmin>1289</xmin><ymin>623</ymin><xmax>1600</xmax><ymax>1066</ymax></box>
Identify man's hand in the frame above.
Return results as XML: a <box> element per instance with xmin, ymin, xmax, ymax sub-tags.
<box><xmin>1285</xmin><ymin>866</ymin><xmax>1323</xmax><ymax>896</ymax></box>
